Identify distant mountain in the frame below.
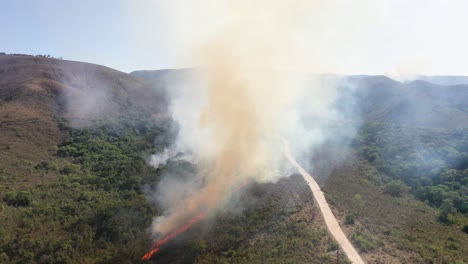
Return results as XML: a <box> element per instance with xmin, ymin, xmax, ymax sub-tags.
<box><xmin>413</xmin><ymin>75</ymin><xmax>468</xmax><ymax>86</ymax></box>
<box><xmin>350</xmin><ymin>76</ymin><xmax>468</xmax><ymax>129</ymax></box>
<box><xmin>131</xmin><ymin>70</ymin><xmax>468</xmax><ymax>130</ymax></box>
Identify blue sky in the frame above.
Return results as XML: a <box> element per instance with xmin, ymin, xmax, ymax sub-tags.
<box><xmin>2</xmin><ymin>0</ymin><xmax>468</xmax><ymax>75</ymax></box>
<box><xmin>1</xmin><ymin>0</ymin><xmax>152</xmax><ymax>72</ymax></box>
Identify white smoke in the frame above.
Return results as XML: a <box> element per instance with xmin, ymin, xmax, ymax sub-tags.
<box><xmin>149</xmin><ymin>148</ymin><xmax>175</xmax><ymax>169</ymax></box>
<box><xmin>140</xmin><ymin>0</ymin><xmax>377</xmax><ymax>238</ymax></box>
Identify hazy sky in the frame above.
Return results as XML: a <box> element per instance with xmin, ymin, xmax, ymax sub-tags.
<box><xmin>1</xmin><ymin>0</ymin><xmax>468</xmax><ymax>75</ymax></box>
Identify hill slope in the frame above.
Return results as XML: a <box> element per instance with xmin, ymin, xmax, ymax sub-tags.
<box><xmin>350</xmin><ymin>76</ymin><xmax>468</xmax><ymax>129</ymax></box>
<box><xmin>0</xmin><ymin>55</ymin><xmax>168</xmax><ymax>189</ymax></box>
<box><xmin>134</xmin><ymin>69</ymin><xmax>468</xmax><ymax>263</ymax></box>
<box><xmin>1</xmin><ymin>57</ymin><xmax>341</xmax><ymax>264</ymax></box>
<box><xmin>132</xmin><ymin>70</ymin><xmax>468</xmax><ymax>129</ymax></box>
<box><xmin>2</xmin><ymin>59</ymin><xmax>468</xmax><ymax>263</ymax></box>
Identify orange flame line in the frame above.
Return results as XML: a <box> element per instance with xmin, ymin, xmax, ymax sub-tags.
<box><xmin>141</xmin><ymin>248</ymin><xmax>159</xmax><ymax>261</ymax></box>
<box><xmin>141</xmin><ymin>180</ymin><xmax>250</xmax><ymax>261</ymax></box>
<box><xmin>141</xmin><ymin>212</ymin><xmax>207</xmax><ymax>261</ymax></box>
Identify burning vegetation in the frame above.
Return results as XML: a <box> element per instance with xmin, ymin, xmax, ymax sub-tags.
<box><xmin>142</xmin><ymin>212</ymin><xmax>207</xmax><ymax>261</ymax></box>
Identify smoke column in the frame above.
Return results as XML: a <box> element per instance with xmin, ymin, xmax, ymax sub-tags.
<box><xmin>147</xmin><ymin>0</ymin><xmax>380</xmax><ymax>238</ymax></box>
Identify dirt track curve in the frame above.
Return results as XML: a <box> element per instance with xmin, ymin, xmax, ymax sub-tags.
<box><xmin>284</xmin><ymin>140</ymin><xmax>365</xmax><ymax>264</ymax></box>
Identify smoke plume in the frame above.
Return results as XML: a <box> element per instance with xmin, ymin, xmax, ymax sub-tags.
<box><xmin>148</xmin><ymin>0</ymin><xmax>375</xmax><ymax>237</ymax></box>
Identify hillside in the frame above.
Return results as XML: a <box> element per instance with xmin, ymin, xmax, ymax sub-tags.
<box><xmin>2</xmin><ymin>58</ymin><xmax>468</xmax><ymax>263</ymax></box>
<box><xmin>132</xmin><ymin>70</ymin><xmax>468</xmax><ymax>129</ymax></box>
<box><xmin>301</xmin><ymin>122</ymin><xmax>468</xmax><ymax>263</ymax></box>
<box><xmin>134</xmin><ymin>69</ymin><xmax>468</xmax><ymax>263</ymax></box>
<box><xmin>350</xmin><ymin>76</ymin><xmax>468</xmax><ymax>129</ymax></box>
<box><xmin>0</xmin><ymin>55</ymin><xmax>167</xmax><ymax>124</ymax></box>
<box><xmin>0</xmin><ymin>56</ymin><xmax>171</xmax><ymax>263</ymax></box>
<box><xmin>0</xmin><ymin>55</ymin><xmax>167</xmax><ymax>190</ymax></box>
<box><xmin>0</xmin><ymin>56</ymin><xmax>342</xmax><ymax>263</ymax></box>
<box><xmin>415</xmin><ymin>75</ymin><xmax>468</xmax><ymax>86</ymax></box>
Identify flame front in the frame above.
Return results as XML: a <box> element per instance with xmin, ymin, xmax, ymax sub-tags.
<box><xmin>141</xmin><ymin>212</ymin><xmax>207</xmax><ymax>261</ymax></box>
<box><xmin>141</xmin><ymin>181</ymin><xmax>250</xmax><ymax>261</ymax></box>
<box><xmin>141</xmin><ymin>248</ymin><xmax>160</xmax><ymax>261</ymax></box>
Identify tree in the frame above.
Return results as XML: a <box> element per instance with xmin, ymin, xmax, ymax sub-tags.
<box><xmin>60</xmin><ymin>163</ymin><xmax>81</xmax><ymax>175</ymax></box>
<box><xmin>3</xmin><ymin>191</ymin><xmax>16</xmax><ymax>205</ymax></box>
<box><xmin>439</xmin><ymin>198</ymin><xmax>456</xmax><ymax>224</ymax></box>
<box><xmin>384</xmin><ymin>180</ymin><xmax>408</xmax><ymax>197</ymax></box>
<box><xmin>352</xmin><ymin>194</ymin><xmax>364</xmax><ymax>217</ymax></box>
<box><xmin>3</xmin><ymin>191</ymin><xmax>32</xmax><ymax>206</ymax></box>
<box><xmin>345</xmin><ymin>213</ymin><xmax>356</xmax><ymax>225</ymax></box>
<box><xmin>15</xmin><ymin>191</ymin><xmax>32</xmax><ymax>206</ymax></box>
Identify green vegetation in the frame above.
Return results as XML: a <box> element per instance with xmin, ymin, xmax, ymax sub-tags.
<box><xmin>344</xmin><ymin>213</ymin><xmax>356</xmax><ymax>225</ymax></box>
<box><xmin>0</xmin><ymin>113</ymin><xmax>168</xmax><ymax>263</ymax></box>
<box><xmin>384</xmin><ymin>180</ymin><xmax>408</xmax><ymax>197</ymax></box>
<box><xmin>344</xmin><ymin>194</ymin><xmax>364</xmax><ymax>226</ymax></box>
<box><xmin>1</xmin><ymin>112</ymin><xmax>342</xmax><ymax>263</ymax></box>
<box><xmin>351</xmin><ymin>228</ymin><xmax>382</xmax><ymax>253</ymax></box>
<box><xmin>355</xmin><ymin>123</ymin><xmax>468</xmax><ymax>218</ymax></box>
<box><xmin>192</xmin><ymin>177</ymin><xmax>348</xmax><ymax>264</ymax></box>
<box><xmin>324</xmin><ymin>146</ymin><xmax>468</xmax><ymax>263</ymax></box>
<box><xmin>352</xmin><ymin>194</ymin><xmax>364</xmax><ymax>216</ymax></box>
<box><xmin>463</xmin><ymin>225</ymin><xmax>468</xmax><ymax>234</ymax></box>
<box><xmin>320</xmin><ymin>122</ymin><xmax>468</xmax><ymax>262</ymax></box>
<box><xmin>3</xmin><ymin>190</ymin><xmax>32</xmax><ymax>206</ymax></box>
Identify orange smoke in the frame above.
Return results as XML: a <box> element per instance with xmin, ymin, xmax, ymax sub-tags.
<box><xmin>142</xmin><ymin>212</ymin><xmax>207</xmax><ymax>261</ymax></box>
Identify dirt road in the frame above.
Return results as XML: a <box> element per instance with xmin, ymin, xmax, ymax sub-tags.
<box><xmin>284</xmin><ymin>141</ymin><xmax>365</xmax><ymax>264</ymax></box>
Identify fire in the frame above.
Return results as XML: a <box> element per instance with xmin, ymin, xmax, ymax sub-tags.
<box><xmin>141</xmin><ymin>180</ymin><xmax>250</xmax><ymax>261</ymax></box>
<box><xmin>141</xmin><ymin>212</ymin><xmax>207</xmax><ymax>261</ymax></box>
<box><xmin>141</xmin><ymin>248</ymin><xmax>159</xmax><ymax>261</ymax></box>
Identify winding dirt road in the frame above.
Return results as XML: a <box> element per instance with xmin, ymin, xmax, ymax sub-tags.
<box><xmin>284</xmin><ymin>141</ymin><xmax>365</xmax><ymax>264</ymax></box>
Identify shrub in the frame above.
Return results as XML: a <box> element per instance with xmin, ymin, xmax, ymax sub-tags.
<box><xmin>438</xmin><ymin>199</ymin><xmax>456</xmax><ymax>224</ymax></box>
<box><xmin>384</xmin><ymin>180</ymin><xmax>408</xmax><ymax>197</ymax></box>
<box><xmin>35</xmin><ymin>161</ymin><xmax>50</xmax><ymax>171</ymax></box>
<box><xmin>190</xmin><ymin>239</ymin><xmax>207</xmax><ymax>255</ymax></box>
<box><xmin>15</xmin><ymin>191</ymin><xmax>32</xmax><ymax>206</ymax></box>
<box><xmin>60</xmin><ymin>163</ymin><xmax>81</xmax><ymax>175</ymax></box>
<box><xmin>3</xmin><ymin>191</ymin><xmax>16</xmax><ymax>205</ymax></box>
<box><xmin>462</xmin><ymin>225</ymin><xmax>468</xmax><ymax>234</ymax></box>
<box><xmin>352</xmin><ymin>194</ymin><xmax>364</xmax><ymax>216</ymax></box>
<box><xmin>3</xmin><ymin>191</ymin><xmax>32</xmax><ymax>206</ymax></box>
<box><xmin>345</xmin><ymin>213</ymin><xmax>356</xmax><ymax>225</ymax></box>
<box><xmin>352</xmin><ymin>230</ymin><xmax>381</xmax><ymax>252</ymax></box>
